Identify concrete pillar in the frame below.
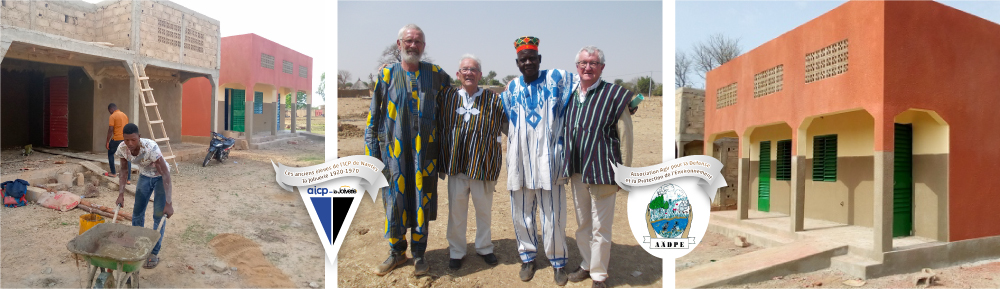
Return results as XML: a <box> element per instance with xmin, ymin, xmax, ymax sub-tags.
<box><xmin>873</xmin><ymin>151</ymin><xmax>894</xmax><ymax>261</ymax></box>
<box><xmin>737</xmin><ymin>135</ymin><xmax>751</xmax><ymax>220</ymax></box>
<box><xmin>291</xmin><ymin>92</ymin><xmax>297</xmax><ymax>134</ymax></box>
<box><xmin>244</xmin><ymin>83</ymin><xmax>255</xmax><ymax>143</ymax></box>
<box><xmin>210</xmin><ymin>76</ymin><xmax>220</xmax><ymax>133</ymax></box>
<box><xmin>271</xmin><ymin>91</ymin><xmax>278</xmax><ymax>136</ymax></box>
<box><xmin>790</xmin><ymin>155</ymin><xmax>806</xmax><ymax>232</ymax></box>
<box><xmin>305</xmin><ymin>92</ymin><xmax>312</xmax><ymax>133</ymax></box>
<box><xmin>128</xmin><ymin>62</ymin><xmax>142</xmax><ymax>127</ymax></box>
<box><xmin>677</xmin><ymin>140</ymin><xmax>687</xmax><ymax>157</ymax></box>
<box><xmin>277</xmin><ymin>91</ymin><xmax>284</xmax><ymax>132</ymax></box>
<box><xmin>790</xmin><ymin>128</ymin><xmax>807</xmax><ymax>232</ymax></box>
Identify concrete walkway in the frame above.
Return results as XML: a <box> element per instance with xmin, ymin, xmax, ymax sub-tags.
<box><xmin>676</xmin><ymin>239</ymin><xmax>847</xmax><ymax>288</ymax></box>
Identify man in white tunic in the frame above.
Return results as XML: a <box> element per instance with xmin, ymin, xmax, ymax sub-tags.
<box><xmin>500</xmin><ymin>36</ymin><xmax>578</xmax><ymax>286</ymax></box>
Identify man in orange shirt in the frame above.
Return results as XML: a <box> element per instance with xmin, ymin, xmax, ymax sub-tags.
<box><xmin>106</xmin><ymin>103</ymin><xmax>131</xmax><ymax>184</ymax></box>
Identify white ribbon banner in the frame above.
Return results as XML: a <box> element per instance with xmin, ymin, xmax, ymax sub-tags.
<box><xmin>271</xmin><ymin>155</ymin><xmax>389</xmax><ymax>196</ymax></box>
<box><xmin>611</xmin><ymin>155</ymin><xmax>727</xmax><ymax>202</ymax></box>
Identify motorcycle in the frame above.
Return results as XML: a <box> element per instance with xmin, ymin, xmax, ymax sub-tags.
<box><xmin>203</xmin><ymin>132</ymin><xmax>236</xmax><ymax>167</ymax></box>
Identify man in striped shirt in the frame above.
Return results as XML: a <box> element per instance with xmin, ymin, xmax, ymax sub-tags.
<box><xmin>437</xmin><ymin>54</ymin><xmax>506</xmax><ymax>270</ymax></box>
<box><xmin>500</xmin><ymin>36</ymin><xmax>577</xmax><ymax>285</ymax></box>
<box><xmin>564</xmin><ymin>46</ymin><xmax>638</xmax><ymax>288</ymax></box>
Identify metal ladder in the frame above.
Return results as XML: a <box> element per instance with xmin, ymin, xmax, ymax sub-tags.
<box><xmin>131</xmin><ymin>63</ymin><xmax>179</xmax><ymax>173</ymax></box>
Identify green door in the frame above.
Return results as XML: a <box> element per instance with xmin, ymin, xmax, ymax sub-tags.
<box><xmin>893</xmin><ymin>124</ymin><xmax>913</xmax><ymax>237</ymax></box>
<box><xmin>759</xmin><ymin>141</ymin><xmax>771</xmax><ymax>212</ymax></box>
<box><xmin>231</xmin><ymin>89</ymin><xmax>246</xmax><ymax>132</ymax></box>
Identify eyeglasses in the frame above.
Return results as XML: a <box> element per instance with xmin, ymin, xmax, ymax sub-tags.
<box><xmin>517</xmin><ymin>56</ymin><xmax>540</xmax><ymax>64</ymax></box>
<box><xmin>459</xmin><ymin>67</ymin><xmax>480</xmax><ymax>73</ymax></box>
<box><xmin>576</xmin><ymin>61</ymin><xmax>603</xmax><ymax>68</ymax></box>
<box><xmin>400</xmin><ymin>38</ymin><xmax>424</xmax><ymax>46</ymax></box>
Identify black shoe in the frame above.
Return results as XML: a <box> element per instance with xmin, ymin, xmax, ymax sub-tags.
<box><xmin>554</xmin><ymin>268</ymin><xmax>568</xmax><ymax>286</ymax></box>
<box><xmin>479</xmin><ymin>253</ymin><xmax>498</xmax><ymax>266</ymax></box>
<box><xmin>569</xmin><ymin>267</ymin><xmax>590</xmax><ymax>282</ymax></box>
<box><xmin>519</xmin><ymin>261</ymin><xmax>536</xmax><ymax>281</ymax></box>
<box><xmin>592</xmin><ymin>280</ymin><xmax>608</xmax><ymax>288</ymax></box>
<box><xmin>449</xmin><ymin>258</ymin><xmax>462</xmax><ymax>270</ymax></box>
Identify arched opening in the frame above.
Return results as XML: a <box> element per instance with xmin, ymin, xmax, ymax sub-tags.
<box><xmin>893</xmin><ymin>109</ymin><xmax>949</xmax><ymax>242</ymax></box>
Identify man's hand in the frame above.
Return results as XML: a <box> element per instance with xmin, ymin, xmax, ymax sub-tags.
<box><xmin>106</xmin><ymin>142</ymin><xmax>110</xmax><ymax>150</ymax></box>
<box><xmin>115</xmin><ymin>193</ymin><xmax>125</xmax><ymax>208</ymax></box>
<box><xmin>164</xmin><ymin>202</ymin><xmax>174</xmax><ymax>218</ymax></box>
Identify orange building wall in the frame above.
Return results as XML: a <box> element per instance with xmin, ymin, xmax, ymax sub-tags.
<box><xmin>883</xmin><ymin>1</ymin><xmax>1000</xmax><ymax>241</ymax></box>
<box><xmin>182</xmin><ymin>77</ymin><xmax>213</xmax><ymax>137</ymax></box>
<box><xmin>704</xmin><ymin>1</ymin><xmax>887</xmax><ymax>155</ymax></box>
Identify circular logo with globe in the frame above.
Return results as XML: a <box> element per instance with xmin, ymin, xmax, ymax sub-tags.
<box><xmin>646</xmin><ymin>183</ymin><xmax>691</xmax><ymax>239</ymax></box>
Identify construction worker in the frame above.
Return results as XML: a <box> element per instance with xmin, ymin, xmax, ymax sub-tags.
<box><xmin>105</xmin><ymin>103</ymin><xmax>131</xmax><ymax>184</ymax></box>
<box><xmin>114</xmin><ymin>123</ymin><xmax>175</xmax><ymax>269</ymax></box>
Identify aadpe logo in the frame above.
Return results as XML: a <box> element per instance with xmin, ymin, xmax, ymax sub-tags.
<box><xmin>306</xmin><ymin>185</ymin><xmax>358</xmax><ymax>196</ymax></box>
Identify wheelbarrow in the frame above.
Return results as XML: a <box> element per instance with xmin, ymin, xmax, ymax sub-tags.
<box><xmin>67</xmin><ymin>215</ymin><xmax>166</xmax><ymax>288</ymax></box>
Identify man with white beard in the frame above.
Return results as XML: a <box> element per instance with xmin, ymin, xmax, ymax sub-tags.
<box><xmin>364</xmin><ymin>23</ymin><xmax>452</xmax><ymax>276</ymax></box>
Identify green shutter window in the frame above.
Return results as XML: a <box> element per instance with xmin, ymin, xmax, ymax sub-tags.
<box><xmin>776</xmin><ymin>140</ymin><xmax>792</xmax><ymax>180</ymax></box>
<box><xmin>758</xmin><ymin>141</ymin><xmax>771</xmax><ymax>212</ymax></box>
<box><xmin>812</xmin><ymin>135</ymin><xmax>837</xmax><ymax>182</ymax></box>
<box><xmin>254</xmin><ymin>91</ymin><xmax>264</xmax><ymax>114</ymax></box>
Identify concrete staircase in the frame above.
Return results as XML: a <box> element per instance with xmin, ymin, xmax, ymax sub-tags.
<box><xmin>246</xmin><ymin>132</ymin><xmax>306</xmax><ymax>150</ymax></box>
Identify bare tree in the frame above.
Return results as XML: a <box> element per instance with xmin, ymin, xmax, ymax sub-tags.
<box><xmin>502</xmin><ymin>74</ymin><xmax>518</xmax><ymax>85</ymax></box>
<box><xmin>676</xmin><ymin>51</ymin><xmax>694</xmax><ymax>88</ymax></box>
<box><xmin>693</xmin><ymin>33</ymin><xmax>742</xmax><ymax>81</ymax></box>
<box><xmin>376</xmin><ymin>43</ymin><xmax>434</xmax><ymax>71</ymax></box>
<box><xmin>337</xmin><ymin>70</ymin><xmax>352</xmax><ymax>89</ymax></box>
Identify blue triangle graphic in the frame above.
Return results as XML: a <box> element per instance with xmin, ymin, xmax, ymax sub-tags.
<box><xmin>310</xmin><ymin>197</ymin><xmax>333</xmax><ymax>244</ymax></box>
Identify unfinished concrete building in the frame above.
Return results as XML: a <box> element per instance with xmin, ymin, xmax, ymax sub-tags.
<box><xmin>181</xmin><ymin>33</ymin><xmax>313</xmax><ymax>147</ymax></box>
<box><xmin>1</xmin><ymin>0</ymin><xmax>220</xmax><ymax>153</ymax></box>
<box><xmin>676</xmin><ymin>87</ymin><xmax>738</xmax><ymax>209</ymax></box>
<box><xmin>697</xmin><ymin>0</ymin><xmax>1000</xmax><ymax>282</ymax></box>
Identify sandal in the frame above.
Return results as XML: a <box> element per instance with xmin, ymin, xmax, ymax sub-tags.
<box><xmin>143</xmin><ymin>254</ymin><xmax>160</xmax><ymax>269</ymax></box>
<box><xmin>103</xmin><ymin>172</ymin><xmax>117</xmax><ymax>178</ymax></box>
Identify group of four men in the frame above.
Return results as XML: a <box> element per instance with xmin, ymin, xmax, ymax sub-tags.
<box><xmin>364</xmin><ymin>24</ymin><xmax>639</xmax><ymax>288</ymax></box>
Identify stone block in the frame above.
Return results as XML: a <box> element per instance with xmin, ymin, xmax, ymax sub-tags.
<box><xmin>57</xmin><ymin>172</ymin><xmax>74</xmax><ymax>186</ymax></box>
<box><xmin>76</xmin><ymin>173</ymin><xmax>85</xmax><ymax>186</ymax></box>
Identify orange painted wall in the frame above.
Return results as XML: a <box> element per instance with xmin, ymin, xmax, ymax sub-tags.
<box><xmin>219</xmin><ymin>34</ymin><xmax>314</xmax><ymax>102</ymax></box>
<box><xmin>704</xmin><ymin>1</ymin><xmax>887</xmax><ymax>155</ymax></box>
<box><xmin>182</xmin><ymin>77</ymin><xmax>213</xmax><ymax>137</ymax></box>
<box><xmin>883</xmin><ymin>1</ymin><xmax>1000</xmax><ymax>241</ymax></box>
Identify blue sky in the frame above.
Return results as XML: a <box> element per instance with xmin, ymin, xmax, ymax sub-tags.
<box><xmin>338</xmin><ymin>1</ymin><xmax>663</xmax><ymax>86</ymax></box>
<box><xmin>675</xmin><ymin>1</ymin><xmax>1000</xmax><ymax>88</ymax></box>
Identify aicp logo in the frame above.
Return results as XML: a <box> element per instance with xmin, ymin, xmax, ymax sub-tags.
<box><xmin>271</xmin><ymin>155</ymin><xmax>389</xmax><ymax>263</ymax></box>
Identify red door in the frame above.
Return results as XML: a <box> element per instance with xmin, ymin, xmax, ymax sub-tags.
<box><xmin>46</xmin><ymin>76</ymin><xmax>69</xmax><ymax>147</ymax></box>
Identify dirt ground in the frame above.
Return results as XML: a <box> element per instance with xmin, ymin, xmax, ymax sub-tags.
<box><xmin>284</xmin><ymin>115</ymin><xmax>326</xmax><ymax>135</ymax></box>
<box><xmin>336</xmin><ymin>96</ymin><xmax>665</xmax><ymax>288</ymax></box>
<box><xmin>677</xmin><ymin>229</ymin><xmax>1000</xmax><ymax>288</ymax></box>
<box><xmin>0</xmin><ymin>140</ymin><xmax>327</xmax><ymax>288</ymax></box>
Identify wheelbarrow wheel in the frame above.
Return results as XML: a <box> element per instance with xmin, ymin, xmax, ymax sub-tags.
<box><xmin>94</xmin><ymin>271</ymin><xmax>115</xmax><ymax>288</ymax></box>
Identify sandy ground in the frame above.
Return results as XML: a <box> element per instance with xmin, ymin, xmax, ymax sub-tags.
<box><xmin>0</xmin><ymin>141</ymin><xmax>327</xmax><ymax>288</ymax></box>
<box><xmin>336</xmin><ymin>96</ymin><xmax>665</xmax><ymax>288</ymax></box>
<box><xmin>284</xmin><ymin>115</ymin><xmax>326</xmax><ymax>135</ymax></box>
<box><xmin>677</xmin><ymin>226</ymin><xmax>1000</xmax><ymax>288</ymax></box>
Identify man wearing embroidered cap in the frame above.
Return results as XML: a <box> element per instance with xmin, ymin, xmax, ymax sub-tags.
<box><xmin>501</xmin><ymin>36</ymin><xmax>578</xmax><ymax>285</ymax></box>
<box><xmin>564</xmin><ymin>45</ymin><xmax>641</xmax><ymax>288</ymax></box>
<box><xmin>436</xmin><ymin>54</ymin><xmax>506</xmax><ymax>270</ymax></box>
<box><xmin>364</xmin><ymin>23</ymin><xmax>451</xmax><ymax>276</ymax></box>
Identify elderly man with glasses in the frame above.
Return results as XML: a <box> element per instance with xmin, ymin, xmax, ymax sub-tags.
<box><xmin>500</xmin><ymin>36</ymin><xmax>578</xmax><ymax>285</ymax></box>
<box><xmin>563</xmin><ymin>45</ymin><xmax>640</xmax><ymax>288</ymax></box>
<box><xmin>436</xmin><ymin>54</ymin><xmax>507</xmax><ymax>271</ymax></box>
<box><xmin>365</xmin><ymin>23</ymin><xmax>451</xmax><ymax>276</ymax></box>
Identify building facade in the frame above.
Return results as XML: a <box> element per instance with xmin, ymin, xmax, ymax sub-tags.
<box><xmin>1</xmin><ymin>0</ymin><xmax>220</xmax><ymax>153</ymax></box>
<box><xmin>704</xmin><ymin>1</ymin><xmax>1000</xmax><ymax>261</ymax></box>
<box><xmin>181</xmin><ymin>33</ymin><xmax>313</xmax><ymax>143</ymax></box>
